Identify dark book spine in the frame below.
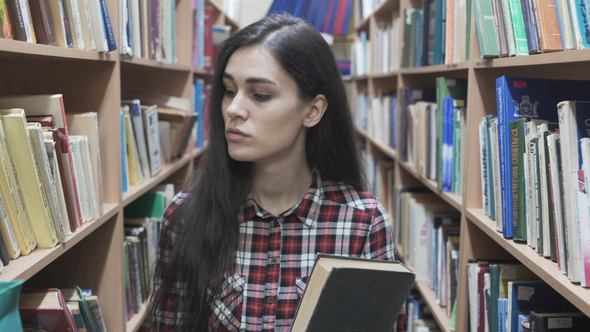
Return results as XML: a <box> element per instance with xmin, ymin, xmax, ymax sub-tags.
<box><xmin>6</xmin><ymin>0</ymin><xmax>25</xmax><ymax>40</ymax></box>
<box><xmin>99</xmin><ymin>0</ymin><xmax>116</xmax><ymax>51</ymax></box>
<box><xmin>59</xmin><ymin>0</ymin><xmax>72</xmax><ymax>47</ymax></box>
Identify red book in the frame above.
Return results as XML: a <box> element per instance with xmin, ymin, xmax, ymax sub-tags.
<box><xmin>20</xmin><ymin>288</ymin><xmax>78</xmax><ymax>332</ymax></box>
<box><xmin>203</xmin><ymin>5</ymin><xmax>214</xmax><ymax>69</ymax></box>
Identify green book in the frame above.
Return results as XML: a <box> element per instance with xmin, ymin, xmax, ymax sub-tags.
<box><xmin>473</xmin><ymin>0</ymin><xmax>500</xmax><ymax>57</ymax></box>
<box><xmin>510</xmin><ymin>119</ymin><xmax>526</xmax><ymax>241</ymax></box>
<box><xmin>507</xmin><ymin>0</ymin><xmax>529</xmax><ymax>56</ymax></box>
<box><xmin>124</xmin><ymin>192</ymin><xmax>167</xmax><ymax>218</ymax></box>
<box><xmin>401</xmin><ymin>8</ymin><xmax>416</xmax><ymax>68</ymax></box>
<box><xmin>466</xmin><ymin>0</ymin><xmax>473</xmax><ymax>60</ymax></box>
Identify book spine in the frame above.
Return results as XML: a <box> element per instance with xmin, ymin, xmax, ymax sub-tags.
<box><xmin>534</xmin><ymin>0</ymin><xmax>563</xmax><ymax>52</ymax></box>
<box><xmin>0</xmin><ymin>0</ymin><xmax>12</xmax><ymax>39</ymax></box>
<box><xmin>574</xmin><ymin>0</ymin><xmax>590</xmax><ymax>48</ymax></box>
<box><xmin>497</xmin><ymin>76</ymin><xmax>513</xmax><ymax>238</ymax></box>
<box><xmin>508</xmin><ymin>0</ymin><xmax>530</xmax><ymax>55</ymax></box>
<box><xmin>99</xmin><ymin>0</ymin><xmax>116</xmax><ymax>51</ymax></box>
<box><xmin>6</xmin><ymin>0</ymin><xmax>26</xmax><ymax>41</ymax></box>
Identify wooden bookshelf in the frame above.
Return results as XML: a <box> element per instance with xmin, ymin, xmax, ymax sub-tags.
<box><xmin>0</xmin><ymin>0</ymin><xmax>234</xmax><ymax>330</ymax></box>
<box><xmin>414</xmin><ymin>281</ymin><xmax>452</xmax><ymax>332</ymax></box>
<box><xmin>126</xmin><ymin>303</ymin><xmax>148</xmax><ymax>332</ymax></box>
<box><xmin>466</xmin><ymin>208</ymin><xmax>590</xmax><ymax>317</ymax></box>
<box><xmin>351</xmin><ymin>0</ymin><xmax>590</xmax><ymax>331</ymax></box>
<box><xmin>122</xmin><ymin>148</ymin><xmax>204</xmax><ymax>207</ymax></box>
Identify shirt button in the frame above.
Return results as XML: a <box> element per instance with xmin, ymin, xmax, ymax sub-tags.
<box><xmin>265</xmin><ymin>297</ymin><xmax>275</xmax><ymax>304</ymax></box>
<box><xmin>269</xmin><ymin>257</ymin><xmax>280</xmax><ymax>265</ymax></box>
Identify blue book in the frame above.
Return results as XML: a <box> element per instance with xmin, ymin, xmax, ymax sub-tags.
<box><xmin>517</xmin><ymin>314</ymin><xmax>529</xmax><ymax>332</ymax></box>
<box><xmin>498</xmin><ymin>298</ymin><xmax>508</xmax><ymax>332</ymax></box>
<box><xmin>508</xmin><ymin>281</ymin><xmax>575</xmax><ymax>332</ymax></box>
<box><xmin>495</xmin><ymin>76</ymin><xmax>590</xmax><ymax>239</ymax></box>
<box><xmin>194</xmin><ymin>79</ymin><xmax>204</xmax><ymax>148</ymax></box>
<box><xmin>521</xmin><ymin>0</ymin><xmax>540</xmax><ymax>54</ymax></box>
<box><xmin>574</xmin><ymin>0</ymin><xmax>590</xmax><ymax>48</ymax></box>
<box><xmin>99</xmin><ymin>0</ymin><xmax>117</xmax><ymax>51</ymax></box>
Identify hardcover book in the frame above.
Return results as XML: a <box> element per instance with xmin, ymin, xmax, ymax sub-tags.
<box><xmin>291</xmin><ymin>254</ymin><xmax>415</xmax><ymax>332</ymax></box>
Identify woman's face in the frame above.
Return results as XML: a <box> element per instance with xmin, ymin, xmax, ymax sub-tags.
<box><xmin>221</xmin><ymin>44</ymin><xmax>310</xmax><ymax>163</ymax></box>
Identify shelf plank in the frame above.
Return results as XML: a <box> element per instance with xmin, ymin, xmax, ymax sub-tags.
<box><xmin>403</xmin><ymin>259</ymin><xmax>452</xmax><ymax>332</ymax></box>
<box><xmin>473</xmin><ymin>48</ymin><xmax>590</xmax><ymax>69</ymax></box>
<box><xmin>352</xmin><ymin>75</ymin><xmax>370</xmax><ymax>81</ymax></box>
<box><xmin>399</xmin><ymin>62</ymin><xmax>470</xmax><ymax>75</ymax></box>
<box><xmin>126</xmin><ymin>302</ymin><xmax>148</xmax><ymax>332</ymax></box>
<box><xmin>356</xmin><ymin>128</ymin><xmax>397</xmax><ymax>160</ymax></box>
<box><xmin>397</xmin><ymin>160</ymin><xmax>463</xmax><ymax>212</ymax></box>
<box><xmin>194</xmin><ymin>68</ymin><xmax>213</xmax><ymax>77</ymax></box>
<box><xmin>0</xmin><ymin>39</ymin><xmax>117</xmax><ymax>62</ymax></box>
<box><xmin>373</xmin><ymin>72</ymin><xmax>398</xmax><ymax>80</ymax></box>
<box><xmin>465</xmin><ymin>208</ymin><xmax>590</xmax><ymax>317</ymax></box>
<box><xmin>120</xmin><ymin>57</ymin><xmax>193</xmax><ymax>72</ymax></box>
<box><xmin>122</xmin><ymin>148</ymin><xmax>203</xmax><ymax>207</ymax></box>
<box><xmin>0</xmin><ymin>203</ymin><xmax>119</xmax><ymax>281</ymax></box>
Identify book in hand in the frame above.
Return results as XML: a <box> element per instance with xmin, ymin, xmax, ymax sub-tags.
<box><xmin>291</xmin><ymin>254</ymin><xmax>415</xmax><ymax>332</ymax></box>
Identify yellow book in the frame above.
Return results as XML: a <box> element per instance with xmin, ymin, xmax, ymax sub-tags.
<box><xmin>0</xmin><ymin>119</ymin><xmax>36</xmax><ymax>255</ymax></box>
<box><xmin>123</xmin><ymin>108</ymin><xmax>144</xmax><ymax>186</ymax></box>
<box><xmin>0</xmin><ymin>109</ymin><xmax>58</xmax><ymax>249</ymax></box>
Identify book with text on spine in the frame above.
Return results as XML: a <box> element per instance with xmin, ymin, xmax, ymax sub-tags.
<box><xmin>291</xmin><ymin>254</ymin><xmax>415</xmax><ymax>332</ymax></box>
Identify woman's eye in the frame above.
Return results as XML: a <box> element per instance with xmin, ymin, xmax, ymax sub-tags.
<box><xmin>252</xmin><ymin>93</ymin><xmax>271</xmax><ymax>102</ymax></box>
<box><xmin>224</xmin><ymin>89</ymin><xmax>236</xmax><ymax>97</ymax></box>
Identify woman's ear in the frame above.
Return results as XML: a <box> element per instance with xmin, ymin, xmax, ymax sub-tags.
<box><xmin>303</xmin><ymin>94</ymin><xmax>328</xmax><ymax>128</ymax></box>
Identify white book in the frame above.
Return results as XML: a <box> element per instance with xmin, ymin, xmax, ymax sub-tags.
<box><xmin>78</xmin><ymin>0</ymin><xmax>97</xmax><ymax>50</ymax></box>
<box><xmin>69</xmin><ymin>136</ymin><xmax>90</xmax><ymax>223</ymax></box>
<box><xmin>537</xmin><ymin>123</ymin><xmax>552</xmax><ymax>258</ymax></box>
<box><xmin>78</xmin><ymin>136</ymin><xmax>99</xmax><ymax>220</ymax></box>
<box><xmin>558</xmin><ymin>101</ymin><xmax>581</xmax><ymax>282</ymax></box>
<box><xmin>43</xmin><ymin>133</ymin><xmax>71</xmax><ymax>237</ymax></box>
<box><xmin>490</xmin><ymin>118</ymin><xmax>503</xmax><ymax>232</ymax></box>
<box><xmin>556</xmin><ymin>0</ymin><xmax>575</xmax><ymax>49</ymax></box>
<box><xmin>87</xmin><ymin>0</ymin><xmax>108</xmax><ymax>52</ymax></box>
<box><xmin>567</xmin><ymin>0</ymin><xmax>584</xmax><ymax>48</ymax></box>
<box><xmin>64</xmin><ymin>0</ymin><xmax>85</xmax><ymax>49</ymax></box>
<box><xmin>524</xmin><ymin>121</ymin><xmax>537</xmax><ymax>248</ymax></box>
<box><xmin>547</xmin><ymin>133</ymin><xmax>567</xmax><ymax>273</ymax></box>
<box><xmin>580</xmin><ymin>137</ymin><xmax>590</xmax><ymax>286</ymax></box>
<box><xmin>27</xmin><ymin>123</ymin><xmax>67</xmax><ymax>243</ymax></box>
<box><xmin>18</xmin><ymin>0</ymin><xmax>35</xmax><ymax>43</ymax></box>
<box><xmin>120</xmin><ymin>0</ymin><xmax>132</xmax><ymax>55</ymax></box>
<box><xmin>142</xmin><ymin>105</ymin><xmax>162</xmax><ymax>176</ymax></box>
<box><xmin>130</xmin><ymin>0</ymin><xmax>142</xmax><ymax>57</ymax></box>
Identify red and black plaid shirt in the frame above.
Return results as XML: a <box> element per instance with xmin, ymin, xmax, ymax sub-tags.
<box><xmin>149</xmin><ymin>171</ymin><xmax>395</xmax><ymax>331</ymax></box>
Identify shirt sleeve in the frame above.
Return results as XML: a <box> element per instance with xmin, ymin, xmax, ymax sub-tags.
<box><xmin>147</xmin><ymin>192</ymin><xmax>187</xmax><ymax>331</ymax></box>
<box><xmin>362</xmin><ymin>200</ymin><xmax>396</xmax><ymax>261</ymax></box>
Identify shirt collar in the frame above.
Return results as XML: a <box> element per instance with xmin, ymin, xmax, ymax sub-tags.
<box><xmin>239</xmin><ymin>169</ymin><xmax>323</xmax><ymax>227</ymax></box>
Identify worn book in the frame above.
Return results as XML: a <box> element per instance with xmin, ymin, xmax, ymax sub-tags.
<box><xmin>291</xmin><ymin>254</ymin><xmax>415</xmax><ymax>332</ymax></box>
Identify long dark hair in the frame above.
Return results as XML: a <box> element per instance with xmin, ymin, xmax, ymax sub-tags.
<box><xmin>150</xmin><ymin>13</ymin><xmax>365</xmax><ymax>330</ymax></box>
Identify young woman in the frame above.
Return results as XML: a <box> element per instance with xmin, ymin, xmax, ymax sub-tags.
<box><xmin>148</xmin><ymin>14</ymin><xmax>395</xmax><ymax>331</ymax></box>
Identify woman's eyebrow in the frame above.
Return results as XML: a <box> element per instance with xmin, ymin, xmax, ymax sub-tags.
<box><xmin>223</xmin><ymin>72</ymin><xmax>277</xmax><ymax>86</ymax></box>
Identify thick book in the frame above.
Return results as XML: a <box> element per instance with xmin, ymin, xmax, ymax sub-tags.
<box><xmin>290</xmin><ymin>254</ymin><xmax>415</xmax><ymax>332</ymax></box>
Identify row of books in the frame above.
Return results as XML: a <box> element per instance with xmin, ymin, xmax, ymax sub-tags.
<box><xmin>0</xmin><ymin>0</ymin><xmax>116</xmax><ymax>52</ymax></box>
<box><xmin>119</xmin><ymin>0</ymin><xmax>176</xmax><ymax>62</ymax></box>
<box><xmin>20</xmin><ymin>286</ymin><xmax>107</xmax><ymax>331</ymax></box>
<box><xmin>474</xmin><ymin>0</ymin><xmax>590</xmax><ymax>58</ymax></box>
<box><xmin>374</xmin><ymin>16</ymin><xmax>400</xmax><ymax>74</ymax></box>
<box><xmin>467</xmin><ymin>261</ymin><xmax>590</xmax><ymax>332</ymax></box>
<box><xmin>394</xmin><ymin>188</ymin><xmax>460</xmax><ymax>320</ymax></box>
<box><xmin>0</xmin><ymin>95</ymin><xmax>102</xmax><ymax>269</ymax></box>
<box><xmin>478</xmin><ymin>76</ymin><xmax>590</xmax><ymax>286</ymax></box>
<box><xmin>123</xmin><ymin>184</ymin><xmax>172</xmax><ymax>319</ymax></box>
<box><xmin>401</xmin><ymin>0</ymin><xmax>472</xmax><ymax>68</ymax></box>
<box><xmin>267</xmin><ymin>0</ymin><xmax>354</xmax><ymax>37</ymax></box>
<box><xmin>194</xmin><ymin>79</ymin><xmax>211</xmax><ymax>149</ymax></box>
<box><xmin>120</xmin><ymin>93</ymin><xmax>197</xmax><ymax>193</ymax></box>
<box><xmin>405</xmin><ymin>291</ymin><xmax>442</xmax><ymax>332</ymax></box>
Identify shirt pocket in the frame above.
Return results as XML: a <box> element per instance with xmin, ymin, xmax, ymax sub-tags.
<box><xmin>209</xmin><ymin>274</ymin><xmax>245</xmax><ymax>331</ymax></box>
<box><xmin>295</xmin><ymin>276</ymin><xmax>309</xmax><ymax>299</ymax></box>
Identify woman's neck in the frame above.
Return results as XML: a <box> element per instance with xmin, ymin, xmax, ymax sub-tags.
<box><xmin>252</xmin><ymin>159</ymin><xmax>313</xmax><ymax>217</ymax></box>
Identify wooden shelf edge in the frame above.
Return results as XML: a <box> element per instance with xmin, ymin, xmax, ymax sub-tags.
<box><xmin>0</xmin><ymin>203</ymin><xmax>119</xmax><ymax>281</ymax></box>
<box><xmin>414</xmin><ymin>281</ymin><xmax>453</xmax><ymax>332</ymax></box>
<box><xmin>465</xmin><ymin>208</ymin><xmax>590</xmax><ymax>317</ymax></box>
<box><xmin>193</xmin><ymin>68</ymin><xmax>213</xmax><ymax>77</ymax></box>
<box><xmin>472</xmin><ymin>48</ymin><xmax>590</xmax><ymax>69</ymax></box>
<box><xmin>372</xmin><ymin>72</ymin><xmax>398</xmax><ymax>79</ymax></box>
<box><xmin>357</xmin><ymin>128</ymin><xmax>397</xmax><ymax>160</ymax></box>
<box><xmin>0</xmin><ymin>39</ymin><xmax>116</xmax><ymax>62</ymax></box>
<box><xmin>122</xmin><ymin>148</ymin><xmax>203</xmax><ymax>207</ymax></box>
<box><xmin>120</xmin><ymin>57</ymin><xmax>192</xmax><ymax>72</ymax></box>
<box><xmin>397</xmin><ymin>160</ymin><xmax>463</xmax><ymax>212</ymax></box>
<box><xmin>126</xmin><ymin>302</ymin><xmax>148</xmax><ymax>332</ymax></box>
<box><xmin>399</xmin><ymin>62</ymin><xmax>470</xmax><ymax>75</ymax></box>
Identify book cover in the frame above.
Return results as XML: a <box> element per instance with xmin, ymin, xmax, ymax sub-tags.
<box><xmin>141</xmin><ymin>105</ymin><xmax>162</xmax><ymax>176</ymax></box>
<box><xmin>20</xmin><ymin>288</ymin><xmax>78</xmax><ymax>332</ymax></box>
<box><xmin>0</xmin><ymin>0</ymin><xmax>12</xmax><ymax>39</ymax></box>
<box><xmin>291</xmin><ymin>254</ymin><xmax>415</xmax><ymax>332</ymax></box>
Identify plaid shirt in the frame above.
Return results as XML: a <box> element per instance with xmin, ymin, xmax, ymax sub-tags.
<box><xmin>150</xmin><ymin>171</ymin><xmax>395</xmax><ymax>331</ymax></box>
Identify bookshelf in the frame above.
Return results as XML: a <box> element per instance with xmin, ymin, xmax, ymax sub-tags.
<box><xmin>0</xmin><ymin>0</ymin><xmax>237</xmax><ymax>330</ymax></box>
<box><xmin>353</xmin><ymin>0</ymin><xmax>590</xmax><ymax>331</ymax></box>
